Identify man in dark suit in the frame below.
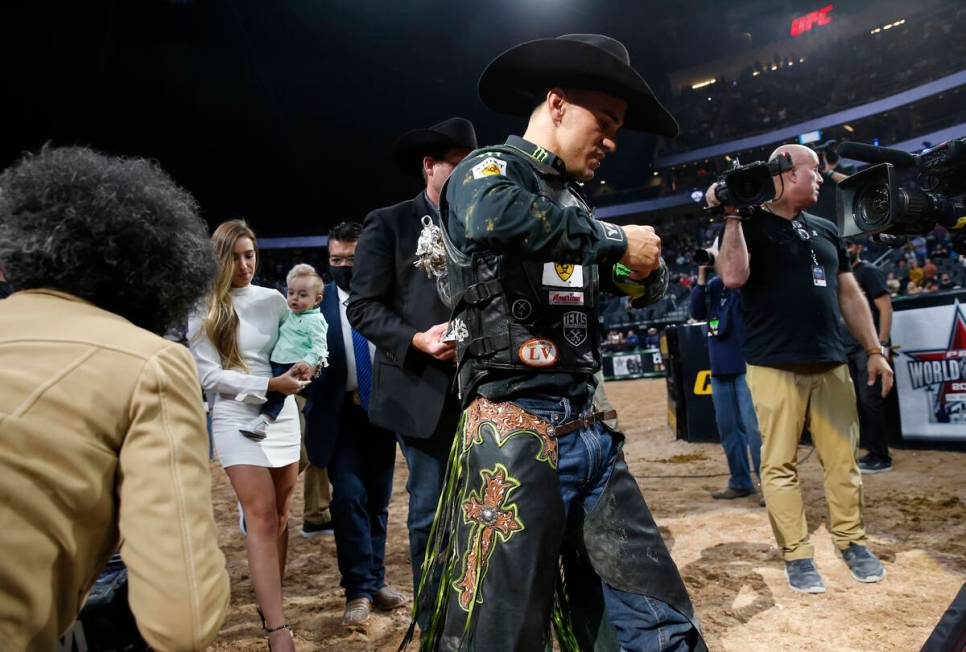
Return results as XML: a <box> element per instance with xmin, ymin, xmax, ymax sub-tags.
<box><xmin>303</xmin><ymin>221</ymin><xmax>405</xmax><ymax>628</ymax></box>
<box><xmin>347</xmin><ymin>117</ymin><xmax>477</xmax><ymax>603</ymax></box>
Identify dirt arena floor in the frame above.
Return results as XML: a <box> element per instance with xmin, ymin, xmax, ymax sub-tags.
<box><xmin>208</xmin><ymin>378</ymin><xmax>966</xmax><ymax>651</ymax></box>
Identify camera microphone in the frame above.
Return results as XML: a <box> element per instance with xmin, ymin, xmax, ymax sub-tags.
<box><xmin>836</xmin><ymin>142</ymin><xmax>917</xmax><ymax>168</ymax></box>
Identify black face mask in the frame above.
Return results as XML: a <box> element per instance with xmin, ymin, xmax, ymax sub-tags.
<box><xmin>330</xmin><ymin>265</ymin><xmax>353</xmax><ymax>292</ymax></box>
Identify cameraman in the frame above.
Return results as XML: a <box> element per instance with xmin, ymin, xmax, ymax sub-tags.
<box><xmin>688</xmin><ymin>241</ymin><xmax>763</xmax><ymax>504</ymax></box>
<box><xmin>813</xmin><ymin>141</ymin><xmax>852</xmax><ymax>219</ymax></box>
<box><xmin>844</xmin><ymin>240</ymin><xmax>894</xmax><ymax>474</ymax></box>
<box><xmin>708</xmin><ymin>144</ymin><xmax>893</xmax><ymax>595</ymax></box>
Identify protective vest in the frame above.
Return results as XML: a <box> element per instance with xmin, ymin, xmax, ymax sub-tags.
<box><xmin>440</xmin><ymin>145</ymin><xmax>601</xmax><ymax>402</ymax></box>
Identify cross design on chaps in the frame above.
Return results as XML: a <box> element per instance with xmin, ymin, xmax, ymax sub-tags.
<box><xmin>453</xmin><ymin>464</ymin><xmax>524</xmax><ymax>611</ymax></box>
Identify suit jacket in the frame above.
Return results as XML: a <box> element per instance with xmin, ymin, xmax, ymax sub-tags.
<box><xmin>347</xmin><ymin>191</ymin><xmax>456</xmax><ymax>439</ymax></box>
<box><xmin>303</xmin><ymin>282</ymin><xmax>388</xmax><ymax>466</ymax></box>
<box><xmin>0</xmin><ymin>290</ymin><xmax>229</xmax><ymax>651</ymax></box>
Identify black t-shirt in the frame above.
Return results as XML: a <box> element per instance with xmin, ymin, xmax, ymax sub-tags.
<box><xmin>841</xmin><ymin>261</ymin><xmax>889</xmax><ymax>351</ymax></box>
<box><xmin>740</xmin><ymin>209</ymin><xmax>851</xmax><ymax>366</ymax></box>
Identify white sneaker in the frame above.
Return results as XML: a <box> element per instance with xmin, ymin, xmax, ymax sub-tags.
<box><xmin>239</xmin><ymin>414</ymin><xmax>271</xmax><ymax>441</ymax></box>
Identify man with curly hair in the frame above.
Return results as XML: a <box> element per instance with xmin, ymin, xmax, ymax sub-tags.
<box><xmin>0</xmin><ymin>146</ymin><xmax>230</xmax><ymax>650</ymax></box>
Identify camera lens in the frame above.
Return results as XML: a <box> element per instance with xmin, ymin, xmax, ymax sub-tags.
<box><xmin>733</xmin><ymin>176</ymin><xmax>761</xmax><ymax>204</ymax></box>
<box><xmin>855</xmin><ymin>183</ymin><xmax>891</xmax><ymax>228</ymax></box>
<box><xmin>692</xmin><ymin>249</ymin><xmax>714</xmax><ymax>265</ymax></box>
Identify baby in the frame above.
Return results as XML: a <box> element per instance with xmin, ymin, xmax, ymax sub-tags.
<box><xmin>240</xmin><ymin>263</ymin><xmax>329</xmax><ymax>440</ymax></box>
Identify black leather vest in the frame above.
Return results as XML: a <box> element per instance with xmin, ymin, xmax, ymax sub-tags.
<box><xmin>440</xmin><ymin>146</ymin><xmax>601</xmax><ymax>401</ymax></box>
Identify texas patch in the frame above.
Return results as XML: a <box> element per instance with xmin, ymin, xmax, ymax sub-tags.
<box><xmin>471</xmin><ymin>156</ymin><xmax>507</xmax><ymax>179</ymax></box>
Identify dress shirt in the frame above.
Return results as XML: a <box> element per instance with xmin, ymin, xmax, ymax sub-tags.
<box><xmin>339</xmin><ymin>286</ymin><xmax>375</xmax><ymax>392</ymax></box>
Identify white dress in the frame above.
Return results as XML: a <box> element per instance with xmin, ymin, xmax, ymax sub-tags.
<box><xmin>187</xmin><ymin>284</ymin><xmax>300</xmax><ymax>468</ymax></box>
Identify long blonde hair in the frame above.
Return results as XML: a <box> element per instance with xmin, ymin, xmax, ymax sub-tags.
<box><xmin>204</xmin><ymin>219</ymin><xmax>258</xmax><ymax>371</ymax></box>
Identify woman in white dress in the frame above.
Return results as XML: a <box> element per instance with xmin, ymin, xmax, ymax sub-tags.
<box><xmin>188</xmin><ymin>220</ymin><xmax>304</xmax><ymax>651</ymax></box>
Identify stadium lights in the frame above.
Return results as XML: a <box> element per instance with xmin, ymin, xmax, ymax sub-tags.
<box><xmin>843</xmin><ymin>124</ymin><xmax>855</xmax><ymax>132</ymax></box>
<box><xmin>691</xmin><ymin>78</ymin><xmax>716</xmax><ymax>89</ymax></box>
<box><xmin>871</xmin><ymin>18</ymin><xmax>905</xmax><ymax>34</ymax></box>
<box><xmin>752</xmin><ymin>70</ymin><xmax>760</xmax><ymax>76</ymax></box>
<box><xmin>770</xmin><ymin>64</ymin><xmax>778</xmax><ymax>71</ymax></box>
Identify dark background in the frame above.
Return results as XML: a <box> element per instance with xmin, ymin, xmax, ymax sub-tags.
<box><xmin>0</xmin><ymin>0</ymin><xmax>865</xmax><ymax>236</ymax></box>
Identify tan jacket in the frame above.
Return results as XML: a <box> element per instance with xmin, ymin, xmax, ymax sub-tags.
<box><xmin>0</xmin><ymin>290</ymin><xmax>229</xmax><ymax>650</ymax></box>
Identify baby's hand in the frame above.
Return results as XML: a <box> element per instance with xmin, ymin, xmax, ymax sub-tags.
<box><xmin>291</xmin><ymin>361</ymin><xmax>313</xmax><ymax>380</ymax></box>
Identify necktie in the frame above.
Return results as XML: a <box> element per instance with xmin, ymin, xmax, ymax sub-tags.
<box><xmin>352</xmin><ymin>328</ymin><xmax>372</xmax><ymax>411</ymax></box>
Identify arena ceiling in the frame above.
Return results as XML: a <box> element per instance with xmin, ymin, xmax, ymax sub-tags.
<box><xmin>1</xmin><ymin>0</ymin><xmax>879</xmax><ymax>236</ymax></box>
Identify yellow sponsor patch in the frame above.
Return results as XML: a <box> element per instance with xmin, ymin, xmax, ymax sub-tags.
<box><xmin>471</xmin><ymin>156</ymin><xmax>507</xmax><ymax>180</ymax></box>
<box><xmin>541</xmin><ymin>262</ymin><xmax>584</xmax><ymax>288</ymax></box>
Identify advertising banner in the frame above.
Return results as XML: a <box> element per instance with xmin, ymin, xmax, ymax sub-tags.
<box><xmin>603</xmin><ymin>348</ymin><xmax>665</xmax><ymax>380</ymax></box>
<box><xmin>893</xmin><ymin>291</ymin><xmax>966</xmax><ymax>442</ymax></box>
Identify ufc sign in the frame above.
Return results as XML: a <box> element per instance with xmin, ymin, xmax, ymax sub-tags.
<box><xmin>790</xmin><ymin>5</ymin><xmax>833</xmax><ymax>37</ymax></box>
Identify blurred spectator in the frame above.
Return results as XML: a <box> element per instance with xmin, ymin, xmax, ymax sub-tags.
<box><xmin>940</xmin><ymin>272</ymin><xmax>957</xmax><ymax>291</ymax></box>
<box><xmin>645</xmin><ymin>327</ymin><xmax>661</xmax><ymax>349</ymax></box>
<box><xmin>912</xmin><ymin>236</ymin><xmax>928</xmax><ymax>265</ymax></box>
<box><xmin>907</xmin><ymin>280</ymin><xmax>923</xmax><ymax>295</ymax></box>
<box><xmin>886</xmin><ymin>272</ymin><xmax>900</xmax><ymax>296</ymax></box>
<box><xmin>625</xmin><ymin>329</ymin><xmax>640</xmax><ymax>349</ymax></box>
<box><xmin>908</xmin><ymin>263</ymin><xmax>924</xmax><ymax>286</ymax></box>
<box><xmin>922</xmin><ymin>258</ymin><xmax>937</xmax><ymax>281</ymax></box>
<box><xmin>606</xmin><ymin>330</ymin><xmax>624</xmax><ymax>349</ymax></box>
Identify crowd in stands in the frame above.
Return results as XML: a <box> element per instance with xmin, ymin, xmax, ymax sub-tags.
<box><xmin>598</xmin><ymin>216</ymin><xmax>966</xmax><ymax>339</ymax></box>
<box><xmin>877</xmin><ymin>227</ymin><xmax>965</xmax><ymax>297</ymax></box>
<box><xmin>662</xmin><ymin>4</ymin><xmax>966</xmax><ymax>155</ymax></box>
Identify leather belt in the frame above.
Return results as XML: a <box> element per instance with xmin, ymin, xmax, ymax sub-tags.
<box><xmin>547</xmin><ymin>409</ymin><xmax>618</xmax><ymax>437</ymax></box>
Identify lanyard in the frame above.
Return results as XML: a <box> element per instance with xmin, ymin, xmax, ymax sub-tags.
<box><xmin>764</xmin><ymin>207</ymin><xmax>827</xmax><ymax>288</ymax></box>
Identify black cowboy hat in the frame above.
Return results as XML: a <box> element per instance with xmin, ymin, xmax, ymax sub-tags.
<box><xmin>478</xmin><ymin>34</ymin><xmax>679</xmax><ymax>137</ymax></box>
<box><xmin>393</xmin><ymin>117</ymin><xmax>479</xmax><ymax>175</ymax></box>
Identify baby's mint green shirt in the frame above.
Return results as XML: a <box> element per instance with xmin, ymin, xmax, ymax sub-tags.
<box><xmin>270</xmin><ymin>307</ymin><xmax>329</xmax><ymax>367</ymax></box>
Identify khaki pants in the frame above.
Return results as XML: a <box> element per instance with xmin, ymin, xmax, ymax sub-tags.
<box><xmin>746</xmin><ymin>363</ymin><xmax>866</xmax><ymax>560</ymax></box>
<box><xmin>296</xmin><ymin>396</ymin><xmax>331</xmax><ymax>525</ymax></box>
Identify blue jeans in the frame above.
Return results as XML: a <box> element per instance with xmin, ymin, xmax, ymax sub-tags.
<box><xmin>514</xmin><ymin>396</ymin><xmax>696</xmax><ymax>652</ymax></box>
<box><xmin>329</xmin><ymin>398</ymin><xmax>396</xmax><ymax>600</ymax></box>
<box><xmin>710</xmin><ymin>374</ymin><xmax>762</xmax><ymax>492</ymax></box>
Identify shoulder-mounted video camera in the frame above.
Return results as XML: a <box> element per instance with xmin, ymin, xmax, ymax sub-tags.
<box><xmin>813</xmin><ymin>139</ymin><xmax>840</xmax><ymax>167</ymax></box>
<box><xmin>708</xmin><ymin>153</ymin><xmax>794</xmax><ymax>216</ymax></box>
<box><xmin>836</xmin><ymin>138</ymin><xmax>966</xmax><ymax>244</ymax></box>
